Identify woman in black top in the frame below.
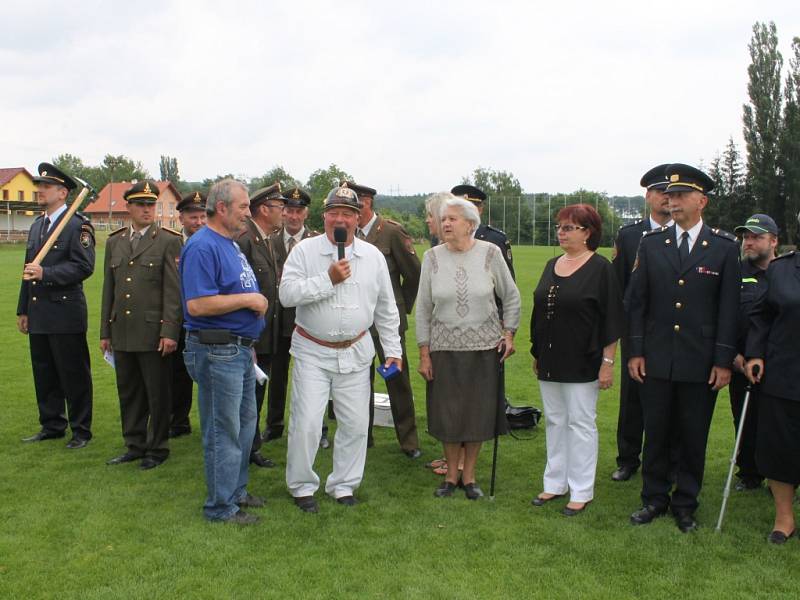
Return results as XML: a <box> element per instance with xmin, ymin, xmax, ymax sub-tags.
<box><xmin>745</xmin><ymin>250</ymin><xmax>800</xmax><ymax>544</ymax></box>
<box><xmin>530</xmin><ymin>204</ymin><xmax>624</xmax><ymax>516</ymax></box>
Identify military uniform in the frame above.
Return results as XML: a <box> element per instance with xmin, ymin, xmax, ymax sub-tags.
<box><xmin>628</xmin><ymin>164</ymin><xmax>740</xmax><ymax>524</ymax></box>
<box><xmin>264</xmin><ymin>220</ymin><xmax>319</xmax><ymax>441</ymax></box>
<box><xmin>101</xmin><ymin>181</ymin><xmax>183</xmax><ymax>467</ymax></box>
<box><xmin>17</xmin><ymin>163</ymin><xmax>95</xmax><ymax>445</ymax></box>
<box><xmin>237</xmin><ymin>211</ymin><xmax>280</xmax><ymax>461</ymax></box>
<box><xmin>358</xmin><ymin>211</ymin><xmax>422</xmax><ymax>452</ymax></box>
<box><xmin>170</xmin><ymin>191</ymin><xmax>207</xmax><ymax>437</ymax></box>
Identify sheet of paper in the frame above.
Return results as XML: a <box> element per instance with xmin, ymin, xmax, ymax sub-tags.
<box><xmin>103</xmin><ymin>350</ymin><xmax>115</xmax><ymax>369</ymax></box>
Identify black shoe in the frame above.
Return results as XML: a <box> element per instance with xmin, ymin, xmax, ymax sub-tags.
<box><xmin>630</xmin><ymin>504</ymin><xmax>668</xmax><ymax>525</ymax></box>
<box><xmin>168</xmin><ymin>427</ymin><xmax>191</xmax><ymax>439</ymax></box>
<box><xmin>250</xmin><ymin>452</ymin><xmax>275</xmax><ymax>468</ymax></box>
<box><xmin>562</xmin><ymin>501</ymin><xmax>591</xmax><ymax>516</ymax></box>
<box><xmin>66</xmin><ymin>437</ymin><xmax>89</xmax><ymax>450</ymax></box>
<box><xmin>531</xmin><ymin>493</ymin><xmax>565</xmax><ymax>507</ymax></box>
<box><xmin>434</xmin><ymin>481</ymin><xmax>457</xmax><ymax>498</ymax></box>
<box><xmin>404</xmin><ymin>448</ymin><xmax>422</xmax><ymax>459</ymax></box>
<box><xmin>22</xmin><ymin>430</ymin><xmax>65</xmax><ymax>443</ymax></box>
<box><xmin>675</xmin><ymin>513</ymin><xmax>698</xmax><ymax>533</ymax></box>
<box><xmin>336</xmin><ymin>495</ymin><xmax>358</xmax><ymax>506</ymax></box>
<box><xmin>140</xmin><ymin>456</ymin><xmax>166</xmax><ymax>470</ymax></box>
<box><xmin>611</xmin><ymin>466</ymin><xmax>637</xmax><ymax>482</ymax></box>
<box><xmin>768</xmin><ymin>529</ymin><xmax>796</xmax><ymax>544</ymax></box>
<box><xmin>106</xmin><ymin>452</ymin><xmax>143</xmax><ymax>465</ymax></box>
<box><xmin>294</xmin><ymin>496</ymin><xmax>319</xmax><ymax>513</ymax></box>
<box><xmin>319</xmin><ymin>435</ymin><xmax>330</xmax><ymax>450</ymax></box>
<box><xmin>237</xmin><ymin>493</ymin><xmax>266</xmax><ymax>508</ymax></box>
<box><xmin>263</xmin><ymin>430</ymin><xmax>283</xmax><ymax>443</ymax></box>
<box><xmin>224</xmin><ymin>510</ymin><xmax>259</xmax><ymax>525</ymax></box>
<box><xmin>464</xmin><ymin>483</ymin><xmax>484</xmax><ymax>500</ymax></box>
<box><xmin>735</xmin><ymin>478</ymin><xmax>763</xmax><ymax>491</ymax></box>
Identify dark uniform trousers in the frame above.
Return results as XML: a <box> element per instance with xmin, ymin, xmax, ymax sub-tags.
<box><xmin>641</xmin><ymin>378</ymin><xmax>717</xmax><ymax>512</ymax></box>
<box><xmin>368</xmin><ymin>333</ymin><xmax>419</xmax><ymax>451</ymax></box>
<box><xmin>253</xmin><ymin>353</ymin><xmax>273</xmax><ymax>451</ymax></box>
<box><xmin>30</xmin><ymin>333</ymin><xmax>92</xmax><ymax>439</ymax></box>
<box><xmin>628</xmin><ymin>224</ymin><xmax>740</xmax><ymax>515</ymax></box>
<box><xmin>170</xmin><ymin>331</ymin><xmax>194</xmax><ymax>433</ymax></box>
<box><xmin>728</xmin><ymin>372</ymin><xmax>762</xmax><ymax>482</ymax></box>
<box><xmin>266</xmin><ymin>335</ymin><xmax>292</xmax><ymax>438</ymax></box>
<box><xmin>115</xmin><ymin>350</ymin><xmax>172</xmax><ymax>460</ymax></box>
<box><xmin>19</xmin><ymin>212</ymin><xmax>95</xmax><ymax>440</ymax></box>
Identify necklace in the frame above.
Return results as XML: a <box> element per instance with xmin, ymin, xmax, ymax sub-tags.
<box><xmin>562</xmin><ymin>250</ymin><xmax>591</xmax><ymax>262</ymax></box>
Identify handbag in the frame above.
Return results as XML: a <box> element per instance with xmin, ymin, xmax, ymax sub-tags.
<box><xmin>505</xmin><ymin>400</ymin><xmax>542</xmax><ymax>430</ymax></box>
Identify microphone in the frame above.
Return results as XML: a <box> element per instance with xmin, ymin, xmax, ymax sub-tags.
<box><xmin>334</xmin><ymin>227</ymin><xmax>347</xmax><ymax>261</ymax></box>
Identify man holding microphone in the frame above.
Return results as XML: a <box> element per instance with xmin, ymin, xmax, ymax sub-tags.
<box><xmin>280</xmin><ymin>183</ymin><xmax>401</xmax><ymax>513</ymax></box>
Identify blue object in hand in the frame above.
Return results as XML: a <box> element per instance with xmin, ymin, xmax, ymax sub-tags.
<box><xmin>376</xmin><ymin>363</ymin><xmax>400</xmax><ymax>381</ymax></box>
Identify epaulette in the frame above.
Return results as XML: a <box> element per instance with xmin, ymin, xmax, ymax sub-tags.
<box><xmin>619</xmin><ymin>219</ymin><xmax>644</xmax><ymax>230</ymax></box>
<box><xmin>384</xmin><ymin>218</ymin><xmax>411</xmax><ymax>234</ymax></box>
<box><xmin>76</xmin><ymin>211</ymin><xmax>91</xmax><ymax>222</ymax></box>
<box><xmin>109</xmin><ymin>226</ymin><xmax>127</xmax><ymax>237</ymax></box>
<box><xmin>711</xmin><ymin>228</ymin><xmax>737</xmax><ymax>242</ymax></box>
<box><xmin>483</xmin><ymin>223</ymin><xmax>507</xmax><ymax>236</ymax></box>
<box><xmin>642</xmin><ymin>226</ymin><xmax>668</xmax><ymax>237</ymax></box>
<box><xmin>161</xmin><ymin>226</ymin><xmax>181</xmax><ymax>236</ymax></box>
<box><xmin>773</xmin><ymin>250</ymin><xmax>796</xmax><ymax>261</ymax></box>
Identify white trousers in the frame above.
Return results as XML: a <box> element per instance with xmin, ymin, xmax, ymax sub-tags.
<box><xmin>539</xmin><ymin>380</ymin><xmax>599</xmax><ymax>503</ymax></box>
<box><xmin>286</xmin><ymin>357</ymin><xmax>371</xmax><ymax>499</ymax></box>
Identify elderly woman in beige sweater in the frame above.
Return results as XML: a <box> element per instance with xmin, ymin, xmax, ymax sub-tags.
<box><xmin>416</xmin><ymin>197</ymin><xmax>521</xmax><ymax>499</ymax></box>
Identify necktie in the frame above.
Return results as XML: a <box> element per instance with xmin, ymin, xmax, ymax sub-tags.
<box><xmin>679</xmin><ymin>231</ymin><xmax>690</xmax><ymax>265</ymax></box>
<box><xmin>287</xmin><ymin>237</ymin><xmax>297</xmax><ymax>253</ymax></box>
<box><xmin>356</xmin><ymin>229</ymin><xmax>366</xmax><ymax>241</ymax></box>
<box><xmin>131</xmin><ymin>231</ymin><xmax>142</xmax><ymax>253</ymax></box>
<box><xmin>40</xmin><ymin>217</ymin><xmax>50</xmax><ymax>243</ymax></box>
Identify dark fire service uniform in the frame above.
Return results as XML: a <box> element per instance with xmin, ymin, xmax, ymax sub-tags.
<box><xmin>628</xmin><ymin>164</ymin><xmax>740</xmax><ymax>531</ymax></box>
<box><xmin>17</xmin><ymin>163</ymin><xmax>95</xmax><ymax>446</ymax></box>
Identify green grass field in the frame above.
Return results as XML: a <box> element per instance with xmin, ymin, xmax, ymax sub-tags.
<box><xmin>0</xmin><ymin>242</ymin><xmax>796</xmax><ymax>599</ymax></box>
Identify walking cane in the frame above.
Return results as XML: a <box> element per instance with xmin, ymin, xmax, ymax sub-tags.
<box><xmin>489</xmin><ymin>358</ymin><xmax>505</xmax><ymax>500</ymax></box>
<box><xmin>716</xmin><ymin>364</ymin><xmax>760</xmax><ymax>532</ymax></box>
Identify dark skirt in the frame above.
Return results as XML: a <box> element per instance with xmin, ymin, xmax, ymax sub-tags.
<box><xmin>756</xmin><ymin>392</ymin><xmax>800</xmax><ymax>485</ymax></box>
<box><xmin>426</xmin><ymin>349</ymin><xmax>508</xmax><ymax>443</ymax></box>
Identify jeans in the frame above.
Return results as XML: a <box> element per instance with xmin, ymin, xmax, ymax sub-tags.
<box><xmin>184</xmin><ymin>336</ymin><xmax>257</xmax><ymax>521</ymax></box>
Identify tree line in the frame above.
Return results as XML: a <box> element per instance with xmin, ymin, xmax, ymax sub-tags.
<box><xmin>51</xmin><ymin>21</ymin><xmax>799</xmax><ymax>247</ymax></box>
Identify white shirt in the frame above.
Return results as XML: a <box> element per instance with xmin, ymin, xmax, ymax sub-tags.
<box><xmin>649</xmin><ymin>217</ymin><xmax>673</xmax><ymax>231</ymax></box>
<box><xmin>130</xmin><ymin>224</ymin><xmax>152</xmax><ymax>238</ymax></box>
<box><xmin>675</xmin><ymin>219</ymin><xmax>703</xmax><ymax>253</ymax></box>
<box><xmin>45</xmin><ymin>204</ymin><xmax>68</xmax><ymax>230</ymax></box>
<box><xmin>283</xmin><ymin>226</ymin><xmax>305</xmax><ymax>252</ymax></box>
<box><xmin>359</xmin><ymin>212</ymin><xmax>378</xmax><ymax>239</ymax></box>
<box><xmin>279</xmin><ymin>234</ymin><xmax>401</xmax><ymax>373</ymax></box>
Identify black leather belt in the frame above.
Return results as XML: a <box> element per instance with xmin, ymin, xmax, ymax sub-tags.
<box><xmin>188</xmin><ymin>330</ymin><xmax>257</xmax><ymax>348</ymax></box>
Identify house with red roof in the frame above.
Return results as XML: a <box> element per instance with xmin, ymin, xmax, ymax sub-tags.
<box><xmin>84</xmin><ymin>180</ymin><xmax>183</xmax><ymax>230</ymax></box>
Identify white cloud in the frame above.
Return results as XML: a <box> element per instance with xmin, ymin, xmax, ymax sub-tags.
<box><xmin>1</xmin><ymin>0</ymin><xmax>798</xmax><ymax>195</ymax></box>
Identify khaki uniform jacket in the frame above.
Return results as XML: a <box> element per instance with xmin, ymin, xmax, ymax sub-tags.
<box><xmin>270</xmin><ymin>227</ymin><xmax>319</xmax><ymax>339</ymax></box>
<box><xmin>365</xmin><ymin>216</ymin><xmax>421</xmax><ymax>333</ymax></box>
<box><xmin>100</xmin><ymin>224</ymin><xmax>183</xmax><ymax>351</ymax></box>
<box><xmin>238</xmin><ymin>218</ymin><xmax>280</xmax><ymax>355</ymax></box>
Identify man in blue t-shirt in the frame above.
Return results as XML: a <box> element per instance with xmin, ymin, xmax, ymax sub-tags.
<box><xmin>180</xmin><ymin>178</ymin><xmax>268</xmax><ymax>525</ymax></box>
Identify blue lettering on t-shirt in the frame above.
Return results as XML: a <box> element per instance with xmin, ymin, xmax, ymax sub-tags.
<box><xmin>180</xmin><ymin>227</ymin><xmax>265</xmax><ymax>339</ymax></box>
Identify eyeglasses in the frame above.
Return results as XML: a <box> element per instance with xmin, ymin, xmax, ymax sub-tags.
<box><xmin>264</xmin><ymin>203</ymin><xmax>284</xmax><ymax>211</ymax></box>
<box><xmin>555</xmin><ymin>224</ymin><xmax>586</xmax><ymax>232</ymax></box>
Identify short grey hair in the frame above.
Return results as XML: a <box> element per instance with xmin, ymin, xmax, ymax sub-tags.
<box><xmin>206</xmin><ymin>178</ymin><xmax>248</xmax><ymax>216</ymax></box>
<box><xmin>441</xmin><ymin>197</ymin><xmax>481</xmax><ymax>233</ymax></box>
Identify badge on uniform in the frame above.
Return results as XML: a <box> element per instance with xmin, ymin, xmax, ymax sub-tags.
<box><xmin>404</xmin><ymin>237</ymin><xmax>416</xmax><ymax>254</ymax></box>
<box><xmin>697</xmin><ymin>266</ymin><xmax>719</xmax><ymax>277</ymax></box>
<box><xmin>79</xmin><ymin>228</ymin><xmax>93</xmax><ymax>249</ymax></box>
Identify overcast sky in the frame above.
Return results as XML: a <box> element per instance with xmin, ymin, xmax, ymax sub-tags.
<box><xmin>2</xmin><ymin>1</ymin><xmax>798</xmax><ymax>196</ymax></box>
